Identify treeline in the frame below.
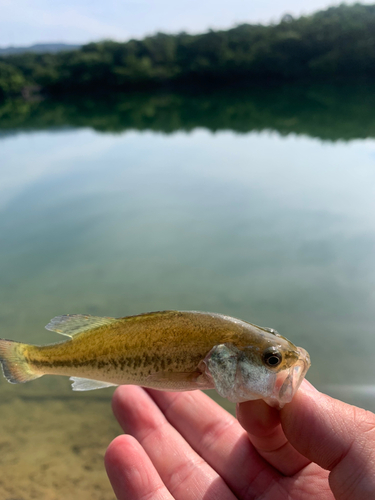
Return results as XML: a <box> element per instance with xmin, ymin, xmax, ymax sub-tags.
<box><xmin>1</xmin><ymin>84</ymin><xmax>375</xmax><ymax>142</ymax></box>
<box><xmin>1</xmin><ymin>3</ymin><xmax>375</xmax><ymax>98</ymax></box>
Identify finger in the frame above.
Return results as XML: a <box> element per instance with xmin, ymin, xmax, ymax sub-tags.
<box><xmin>147</xmin><ymin>388</ymin><xmax>281</xmax><ymax>498</ymax></box>
<box><xmin>105</xmin><ymin>435</ymin><xmax>173</xmax><ymax>500</ymax></box>
<box><xmin>237</xmin><ymin>396</ymin><xmax>311</xmax><ymax>476</ymax></box>
<box><xmin>281</xmin><ymin>381</ymin><xmax>375</xmax><ymax>500</ymax></box>
<box><xmin>112</xmin><ymin>385</ymin><xmax>236</xmax><ymax>500</ymax></box>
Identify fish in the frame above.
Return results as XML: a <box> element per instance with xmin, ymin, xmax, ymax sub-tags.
<box><xmin>0</xmin><ymin>310</ymin><xmax>310</xmax><ymax>408</ymax></box>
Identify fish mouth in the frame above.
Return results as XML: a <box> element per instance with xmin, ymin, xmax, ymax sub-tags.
<box><xmin>269</xmin><ymin>347</ymin><xmax>311</xmax><ymax>408</ymax></box>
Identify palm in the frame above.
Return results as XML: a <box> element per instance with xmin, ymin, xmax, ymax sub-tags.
<box><xmin>105</xmin><ymin>386</ymin><xmax>333</xmax><ymax>500</ymax></box>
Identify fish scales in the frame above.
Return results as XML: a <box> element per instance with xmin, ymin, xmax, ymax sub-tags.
<box><xmin>26</xmin><ymin>312</ymin><xmax>248</xmax><ymax>382</ymax></box>
<box><xmin>0</xmin><ymin>310</ymin><xmax>311</xmax><ymax>407</ymax></box>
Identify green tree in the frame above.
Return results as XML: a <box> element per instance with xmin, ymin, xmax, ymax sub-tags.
<box><xmin>0</xmin><ymin>62</ymin><xmax>26</xmax><ymax>98</ymax></box>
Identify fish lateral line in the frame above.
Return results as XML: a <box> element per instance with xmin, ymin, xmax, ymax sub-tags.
<box><xmin>0</xmin><ymin>310</ymin><xmax>311</xmax><ymax>407</ymax></box>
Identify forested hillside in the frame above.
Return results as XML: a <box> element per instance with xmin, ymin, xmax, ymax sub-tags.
<box><xmin>1</xmin><ymin>3</ymin><xmax>375</xmax><ymax>98</ymax></box>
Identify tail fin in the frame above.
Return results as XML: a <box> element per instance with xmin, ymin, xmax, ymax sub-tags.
<box><xmin>0</xmin><ymin>339</ymin><xmax>42</xmax><ymax>384</ymax></box>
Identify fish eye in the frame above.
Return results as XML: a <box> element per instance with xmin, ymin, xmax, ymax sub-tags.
<box><xmin>263</xmin><ymin>348</ymin><xmax>282</xmax><ymax>368</ymax></box>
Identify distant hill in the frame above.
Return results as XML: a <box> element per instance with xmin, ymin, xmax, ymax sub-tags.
<box><xmin>0</xmin><ymin>43</ymin><xmax>81</xmax><ymax>56</ymax></box>
<box><xmin>1</xmin><ymin>3</ymin><xmax>375</xmax><ymax>98</ymax></box>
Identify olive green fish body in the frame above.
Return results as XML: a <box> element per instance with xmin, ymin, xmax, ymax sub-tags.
<box><xmin>22</xmin><ymin>311</ymin><xmax>265</xmax><ymax>388</ymax></box>
<box><xmin>0</xmin><ymin>310</ymin><xmax>311</xmax><ymax>407</ymax></box>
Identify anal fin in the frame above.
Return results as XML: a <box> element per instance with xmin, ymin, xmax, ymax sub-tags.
<box><xmin>70</xmin><ymin>377</ymin><xmax>117</xmax><ymax>391</ymax></box>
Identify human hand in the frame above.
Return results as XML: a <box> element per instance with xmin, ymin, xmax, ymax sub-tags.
<box><xmin>105</xmin><ymin>381</ymin><xmax>375</xmax><ymax>500</ymax></box>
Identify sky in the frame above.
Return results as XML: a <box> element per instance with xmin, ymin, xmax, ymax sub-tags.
<box><xmin>0</xmin><ymin>0</ymin><xmax>374</xmax><ymax>47</ymax></box>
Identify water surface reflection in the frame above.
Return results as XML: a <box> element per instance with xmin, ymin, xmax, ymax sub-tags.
<box><xmin>1</xmin><ymin>89</ymin><xmax>375</xmax><ymax>499</ymax></box>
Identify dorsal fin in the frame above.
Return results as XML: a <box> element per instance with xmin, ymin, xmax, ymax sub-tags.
<box><xmin>251</xmin><ymin>323</ymin><xmax>282</xmax><ymax>338</ymax></box>
<box><xmin>45</xmin><ymin>314</ymin><xmax>116</xmax><ymax>338</ymax></box>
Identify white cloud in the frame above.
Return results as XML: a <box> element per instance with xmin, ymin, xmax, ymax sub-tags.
<box><xmin>39</xmin><ymin>8</ymin><xmax>128</xmax><ymax>39</ymax></box>
<box><xmin>0</xmin><ymin>0</ymin><xmax>375</xmax><ymax>46</ymax></box>
<box><xmin>0</xmin><ymin>0</ymin><xmax>128</xmax><ymax>45</ymax></box>
<box><xmin>0</xmin><ymin>129</ymin><xmax>120</xmax><ymax>211</ymax></box>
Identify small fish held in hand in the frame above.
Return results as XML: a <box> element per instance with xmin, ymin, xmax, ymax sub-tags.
<box><xmin>0</xmin><ymin>311</ymin><xmax>310</xmax><ymax>408</ymax></box>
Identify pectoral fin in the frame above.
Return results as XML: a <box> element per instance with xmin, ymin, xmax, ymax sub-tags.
<box><xmin>145</xmin><ymin>370</ymin><xmax>214</xmax><ymax>391</ymax></box>
<box><xmin>202</xmin><ymin>344</ymin><xmax>239</xmax><ymax>399</ymax></box>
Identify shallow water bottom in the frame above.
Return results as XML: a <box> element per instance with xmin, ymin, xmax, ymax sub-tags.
<box><xmin>0</xmin><ymin>396</ymin><xmax>119</xmax><ymax>500</ymax></box>
<box><xmin>0</xmin><ymin>381</ymin><xmax>236</xmax><ymax>500</ymax></box>
<box><xmin>1</xmin><ymin>380</ymin><xmax>374</xmax><ymax>500</ymax></box>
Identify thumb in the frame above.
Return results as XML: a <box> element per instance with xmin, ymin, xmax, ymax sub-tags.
<box><xmin>281</xmin><ymin>381</ymin><xmax>375</xmax><ymax>500</ymax></box>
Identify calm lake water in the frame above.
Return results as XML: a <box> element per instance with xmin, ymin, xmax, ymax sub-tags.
<box><xmin>1</xmin><ymin>86</ymin><xmax>375</xmax><ymax>499</ymax></box>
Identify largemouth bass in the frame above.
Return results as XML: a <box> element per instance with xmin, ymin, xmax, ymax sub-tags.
<box><xmin>0</xmin><ymin>310</ymin><xmax>310</xmax><ymax>408</ymax></box>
